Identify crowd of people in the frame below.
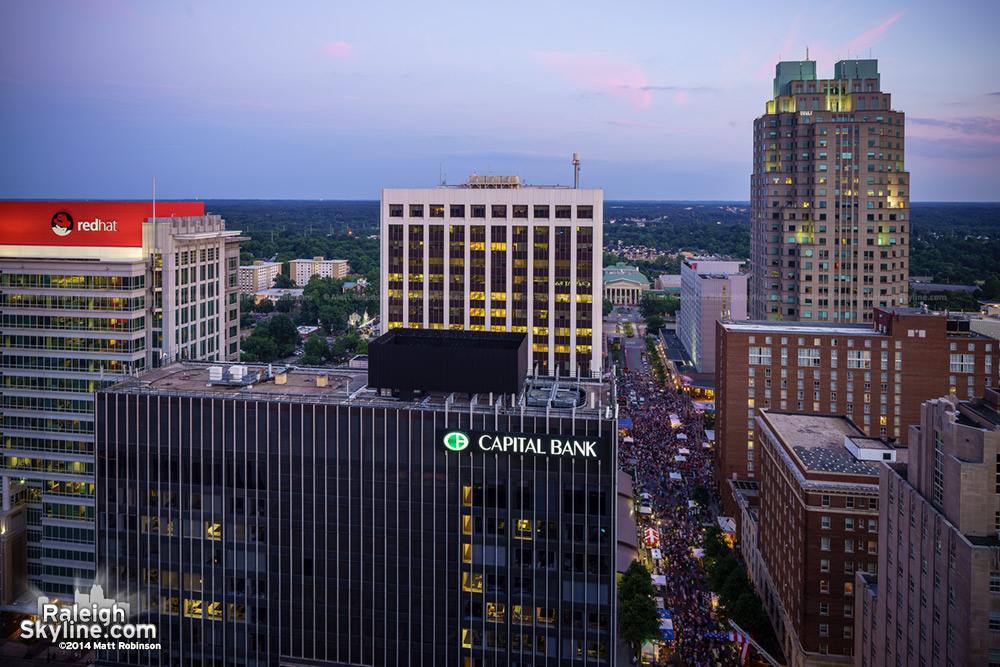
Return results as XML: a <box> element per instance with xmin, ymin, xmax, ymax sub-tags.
<box><xmin>618</xmin><ymin>365</ymin><xmax>742</xmax><ymax>666</ymax></box>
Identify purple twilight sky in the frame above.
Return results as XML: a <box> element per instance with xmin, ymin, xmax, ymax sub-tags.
<box><xmin>1</xmin><ymin>0</ymin><xmax>998</xmax><ymax>201</ymax></box>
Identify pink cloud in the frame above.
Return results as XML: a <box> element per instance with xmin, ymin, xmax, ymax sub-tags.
<box><xmin>844</xmin><ymin>11</ymin><xmax>906</xmax><ymax>57</ymax></box>
<box><xmin>322</xmin><ymin>41</ymin><xmax>352</xmax><ymax>58</ymax></box>
<box><xmin>536</xmin><ymin>52</ymin><xmax>652</xmax><ymax>112</ymax></box>
<box><xmin>673</xmin><ymin>90</ymin><xmax>688</xmax><ymax>106</ymax></box>
<box><xmin>755</xmin><ymin>19</ymin><xmax>800</xmax><ymax>81</ymax></box>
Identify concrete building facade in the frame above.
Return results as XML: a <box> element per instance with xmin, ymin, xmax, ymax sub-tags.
<box><xmin>0</xmin><ymin>201</ymin><xmax>241</xmax><ymax>605</ymax></box>
<box><xmin>715</xmin><ymin>307</ymin><xmax>998</xmax><ymax>514</ymax></box>
<box><xmin>677</xmin><ymin>256</ymin><xmax>747</xmax><ymax>373</ymax></box>
<box><xmin>856</xmin><ymin>392</ymin><xmax>1000</xmax><ymax>667</ymax></box>
<box><xmin>380</xmin><ymin>176</ymin><xmax>603</xmax><ymax>376</ymax></box>
<box><xmin>749</xmin><ymin>59</ymin><xmax>909</xmax><ymax>323</ymax></box>
<box><xmin>238</xmin><ymin>260</ymin><xmax>282</xmax><ymax>295</ymax></box>
<box><xmin>289</xmin><ymin>257</ymin><xmax>349</xmax><ymax>285</ymax></box>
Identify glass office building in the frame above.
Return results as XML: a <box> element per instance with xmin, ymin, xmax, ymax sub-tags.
<box><xmin>95</xmin><ymin>343</ymin><xmax>616</xmax><ymax>666</ymax></box>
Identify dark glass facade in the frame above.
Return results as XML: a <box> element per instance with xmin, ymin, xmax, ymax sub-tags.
<box><xmin>95</xmin><ymin>373</ymin><xmax>615</xmax><ymax>666</ymax></box>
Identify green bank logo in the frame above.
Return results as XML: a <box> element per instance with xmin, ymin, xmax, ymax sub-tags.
<box><xmin>443</xmin><ymin>431</ymin><xmax>470</xmax><ymax>452</ymax></box>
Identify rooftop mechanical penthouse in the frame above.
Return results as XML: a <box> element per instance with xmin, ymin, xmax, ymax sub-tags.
<box><xmin>95</xmin><ymin>330</ymin><xmax>618</xmax><ymax>667</ymax></box>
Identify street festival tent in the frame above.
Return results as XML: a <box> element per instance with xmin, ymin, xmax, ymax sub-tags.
<box><xmin>651</xmin><ymin>574</ymin><xmax>667</xmax><ymax>587</ymax></box>
<box><xmin>675</xmin><ymin>455</ymin><xmax>688</xmax><ymax>463</ymax></box>
<box><xmin>669</xmin><ymin>472</ymin><xmax>683</xmax><ymax>482</ymax></box>
<box><xmin>657</xmin><ymin>609</ymin><xmax>675</xmax><ymax>641</ymax></box>
<box><xmin>678</xmin><ymin>447</ymin><xmax>690</xmax><ymax>455</ymax></box>
<box><xmin>676</xmin><ymin>432</ymin><xmax>688</xmax><ymax>440</ymax></box>
<box><xmin>644</xmin><ymin>527</ymin><xmax>660</xmax><ymax>547</ymax></box>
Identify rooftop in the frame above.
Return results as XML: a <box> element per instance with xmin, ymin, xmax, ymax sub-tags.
<box><xmin>761</xmin><ymin>411</ymin><xmax>882</xmax><ymax>478</ymax></box>
<box><xmin>720</xmin><ymin>320</ymin><xmax>876</xmax><ymax>336</ymax></box>
<box><xmin>104</xmin><ymin>361</ymin><xmax>614</xmax><ymax>419</ymax></box>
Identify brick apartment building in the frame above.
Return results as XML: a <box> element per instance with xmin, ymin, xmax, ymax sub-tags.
<box><xmin>716</xmin><ymin>306</ymin><xmax>998</xmax><ymax>515</ymax></box>
<box><xmin>756</xmin><ymin>410</ymin><xmax>896</xmax><ymax>666</ymax></box>
<box><xmin>856</xmin><ymin>391</ymin><xmax>1000</xmax><ymax>667</ymax></box>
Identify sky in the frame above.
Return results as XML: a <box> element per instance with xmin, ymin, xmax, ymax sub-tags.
<box><xmin>1</xmin><ymin>0</ymin><xmax>998</xmax><ymax>201</ymax></box>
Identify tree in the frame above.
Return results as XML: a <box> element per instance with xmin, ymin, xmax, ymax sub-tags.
<box><xmin>618</xmin><ymin>561</ymin><xmax>661</xmax><ymax>655</ymax></box>
<box><xmin>240</xmin><ymin>294</ymin><xmax>257</xmax><ymax>314</ymax></box>
<box><xmin>273</xmin><ymin>272</ymin><xmax>295</xmax><ymax>289</ymax></box>
<box><xmin>721</xmin><ymin>567</ymin><xmax>752</xmax><ymax>603</ymax></box>
<box><xmin>241</xmin><ymin>334</ymin><xmax>277</xmax><ymax>363</ymax></box>
<box><xmin>257</xmin><ymin>298</ymin><xmax>274</xmax><ymax>314</ymax></box>
<box><xmin>619</xmin><ymin>594</ymin><xmax>661</xmax><ymax>649</ymax></box>
<box><xmin>645</xmin><ymin>314</ymin><xmax>665</xmax><ymax>336</ymax></box>
<box><xmin>726</xmin><ymin>591</ymin><xmax>771</xmax><ymax>637</ymax></box>
<box><xmin>267</xmin><ymin>314</ymin><xmax>300</xmax><ymax>355</ymax></box>
<box><xmin>602</xmin><ymin>298</ymin><xmax>614</xmax><ymax>317</ymax></box>
<box><xmin>703</xmin><ymin>525</ymin><xmax>729</xmax><ymax>561</ymax></box>
<box><xmin>275</xmin><ymin>293</ymin><xmax>296</xmax><ymax>313</ymax></box>
<box><xmin>619</xmin><ymin>560</ymin><xmax>656</xmax><ymax>600</ymax></box>
<box><xmin>304</xmin><ymin>332</ymin><xmax>329</xmax><ymax>361</ymax></box>
<box><xmin>691</xmin><ymin>485</ymin><xmax>710</xmax><ymax>508</ymax></box>
<box><xmin>639</xmin><ymin>293</ymin><xmax>680</xmax><ymax>320</ymax></box>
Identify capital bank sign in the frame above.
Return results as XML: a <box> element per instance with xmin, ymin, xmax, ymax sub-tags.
<box><xmin>440</xmin><ymin>429</ymin><xmax>604</xmax><ymax>459</ymax></box>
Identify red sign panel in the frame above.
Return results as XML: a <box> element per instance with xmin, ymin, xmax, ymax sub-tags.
<box><xmin>0</xmin><ymin>201</ymin><xmax>205</xmax><ymax>248</ymax></box>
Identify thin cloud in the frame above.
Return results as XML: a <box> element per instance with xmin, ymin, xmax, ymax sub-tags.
<box><xmin>606</xmin><ymin>120</ymin><xmax>663</xmax><ymax>129</ymax></box>
<box><xmin>990</xmin><ymin>92</ymin><xmax>1000</xmax><ymax>97</ymax></box>
<box><xmin>844</xmin><ymin>11</ymin><xmax>906</xmax><ymax>56</ymax></box>
<box><xmin>536</xmin><ymin>52</ymin><xmax>652</xmax><ymax>112</ymax></box>
<box><xmin>909</xmin><ymin>116</ymin><xmax>1000</xmax><ymax>137</ymax></box>
<box><xmin>322</xmin><ymin>41</ymin><xmax>352</xmax><ymax>58</ymax></box>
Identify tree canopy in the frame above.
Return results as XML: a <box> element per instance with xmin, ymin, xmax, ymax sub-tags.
<box><xmin>618</xmin><ymin>560</ymin><xmax>661</xmax><ymax>649</ymax></box>
<box><xmin>241</xmin><ymin>314</ymin><xmax>299</xmax><ymax>362</ymax></box>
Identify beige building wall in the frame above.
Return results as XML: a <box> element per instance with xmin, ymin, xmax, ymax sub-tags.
<box><xmin>857</xmin><ymin>393</ymin><xmax>1000</xmax><ymax>667</ymax></box>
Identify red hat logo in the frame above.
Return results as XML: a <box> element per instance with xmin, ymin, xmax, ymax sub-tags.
<box><xmin>51</xmin><ymin>211</ymin><xmax>74</xmax><ymax>237</ymax></box>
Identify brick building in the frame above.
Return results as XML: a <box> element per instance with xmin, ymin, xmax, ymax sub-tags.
<box><xmin>716</xmin><ymin>306</ymin><xmax>998</xmax><ymax>514</ymax></box>
<box><xmin>755</xmin><ymin>410</ymin><xmax>898</xmax><ymax>666</ymax></box>
<box><xmin>856</xmin><ymin>392</ymin><xmax>1000</xmax><ymax>667</ymax></box>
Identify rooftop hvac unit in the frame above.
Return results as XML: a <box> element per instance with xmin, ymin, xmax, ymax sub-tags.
<box><xmin>209</xmin><ymin>366</ymin><xmax>223</xmax><ymax>381</ymax></box>
<box><xmin>229</xmin><ymin>365</ymin><xmax>244</xmax><ymax>381</ymax></box>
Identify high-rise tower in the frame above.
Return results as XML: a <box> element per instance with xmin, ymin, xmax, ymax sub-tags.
<box><xmin>749</xmin><ymin>59</ymin><xmax>909</xmax><ymax>323</ymax></box>
<box><xmin>0</xmin><ymin>201</ymin><xmax>242</xmax><ymax>604</ymax></box>
<box><xmin>380</xmin><ymin>174</ymin><xmax>603</xmax><ymax>376</ymax></box>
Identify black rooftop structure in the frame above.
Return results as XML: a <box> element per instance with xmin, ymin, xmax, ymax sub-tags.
<box><xmin>368</xmin><ymin>328</ymin><xmax>528</xmax><ymax>397</ymax></box>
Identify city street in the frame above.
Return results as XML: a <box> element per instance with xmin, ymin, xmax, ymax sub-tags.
<box><xmin>618</xmin><ymin>348</ymin><xmax>741</xmax><ymax>666</ymax></box>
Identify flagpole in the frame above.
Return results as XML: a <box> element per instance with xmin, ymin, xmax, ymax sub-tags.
<box><xmin>727</xmin><ymin>620</ymin><xmax>783</xmax><ymax>667</ymax></box>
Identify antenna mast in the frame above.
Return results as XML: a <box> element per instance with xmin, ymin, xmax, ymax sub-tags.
<box><xmin>572</xmin><ymin>153</ymin><xmax>581</xmax><ymax>189</ymax></box>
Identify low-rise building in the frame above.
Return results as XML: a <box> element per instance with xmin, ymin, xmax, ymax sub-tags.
<box><xmin>253</xmin><ymin>288</ymin><xmax>304</xmax><ymax>304</ymax></box>
<box><xmin>239</xmin><ymin>260</ymin><xmax>282</xmax><ymax>295</ymax></box>
<box><xmin>603</xmin><ymin>262</ymin><xmax>648</xmax><ymax>305</ymax></box>
<box><xmin>290</xmin><ymin>256</ymin><xmax>349</xmax><ymax>285</ymax></box>
<box><xmin>654</xmin><ymin>274</ymin><xmax>682</xmax><ymax>296</ymax></box>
